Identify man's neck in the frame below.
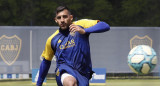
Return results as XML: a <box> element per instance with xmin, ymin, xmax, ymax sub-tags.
<box><xmin>59</xmin><ymin>27</ymin><xmax>70</xmax><ymax>36</ymax></box>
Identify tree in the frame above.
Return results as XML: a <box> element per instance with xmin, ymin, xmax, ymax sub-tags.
<box><xmin>0</xmin><ymin>0</ymin><xmax>160</xmax><ymax>26</ymax></box>
<box><xmin>88</xmin><ymin>0</ymin><xmax>113</xmax><ymax>23</ymax></box>
<box><xmin>121</xmin><ymin>0</ymin><xmax>160</xmax><ymax>26</ymax></box>
<box><xmin>0</xmin><ymin>0</ymin><xmax>32</xmax><ymax>25</ymax></box>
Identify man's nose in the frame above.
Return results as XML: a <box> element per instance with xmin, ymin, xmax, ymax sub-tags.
<box><xmin>60</xmin><ymin>17</ymin><xmax>64</xmax><ymax>22</ymax></box>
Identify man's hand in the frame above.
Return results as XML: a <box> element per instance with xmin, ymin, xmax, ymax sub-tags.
<box><xmin>69</xmin><ymin>24</ymin><xmax>86</xmax><ymax>34</ymax></box>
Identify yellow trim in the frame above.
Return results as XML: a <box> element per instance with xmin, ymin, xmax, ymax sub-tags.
<box><xmin>41</xmin><ymin>30</ymin><xmax>59</xmax><ymax>61</ymax></box>
<box><xmin>56</xmin><ymin>69</ymin><xmax>60</xmax><ymax>76</ymax></box>
<box><xmin>73</xmin><ymin>19</ymin><xmax>99</xmax><ymax>28</ymax></box>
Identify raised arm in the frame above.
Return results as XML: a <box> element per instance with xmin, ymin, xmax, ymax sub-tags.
<box><xmin>84</xmin><ymin>21</ymin><xmax>110</xmax><ymax>34</ymax></box>
<box><xmin>70</xmin><ymin>19</ymin><xmax>110</xmax><ymax>35</ymax></box>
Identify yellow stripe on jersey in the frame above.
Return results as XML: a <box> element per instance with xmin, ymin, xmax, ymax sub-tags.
<box><xmin>41</xmin><ymin>30</ymin><xmax>59</xmax><ymax>61</ymax></box>
<box><xmin>73</xmin><ymin>19</ymin><xmax>99</xmax><ymax>28</ymax></box>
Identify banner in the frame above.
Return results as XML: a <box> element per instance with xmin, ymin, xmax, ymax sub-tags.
<box><xmin>0</xmin><ymin>26</ymin><xmax>160</xmax><ymax>73</ymax></box>
<box><xmin>90</xmin><ymin>68</ymin><xmax>106</xmax><ymax>85</ymax></box>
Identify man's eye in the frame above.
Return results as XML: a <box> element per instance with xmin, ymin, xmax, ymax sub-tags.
<box><xmin>63</xmin><ymin>15</ymin><xmax>68</xmax><ymax>18</ymax></box>
<box><xmin>57</xmin><ymin>16</ymin><xmax>61</xmax><ymax>19</ymax></box>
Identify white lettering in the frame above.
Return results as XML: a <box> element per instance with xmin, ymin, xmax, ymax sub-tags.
<box><xmin>1</xmin><ymin>45</ymin><xmax>18</xmax><ymax>51</ymax></box>
<box><xmin>92</xmin><ymin>73</ymin><xmax>105</xmax><ymax>80</ymax></box>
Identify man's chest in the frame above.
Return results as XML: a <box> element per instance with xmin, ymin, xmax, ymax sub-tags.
<box><xmin>51</xmin><ymin>33</ymin><xmax>76</xmax><ymax>52</ymax></box>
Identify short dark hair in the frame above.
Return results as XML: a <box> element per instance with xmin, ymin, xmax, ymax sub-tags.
<box><xmin>55</xmin><ymin>6</ymin><xmax>71</xmax><ymax>15</ymax></box>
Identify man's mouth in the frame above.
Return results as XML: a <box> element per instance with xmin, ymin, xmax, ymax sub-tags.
<box><xmin>60</xmin><ymin>23</ymin><xmax>66</xmax><ymax>27</ymax></box>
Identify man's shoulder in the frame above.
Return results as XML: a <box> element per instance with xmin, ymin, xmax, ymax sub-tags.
<box><xmin>73</xmin><ymin>19</ymin><xmax>99</xmax><ymax>28</ymax></box>
<box><xmin>47</xmin><ymin>29</ymin><xmax>59</xmax><ymax>41</ymax></box>
<box><xmin>73</xmin><ymin>19</ymin><xmax>93</xmax><ymax>23</ymax></box>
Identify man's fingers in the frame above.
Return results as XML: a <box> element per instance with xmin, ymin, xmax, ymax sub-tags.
<box><xmin>69</xmin><ymin>24</ymin><xmax>77</xmax><ymax>32</ymax></box>
<box><xmin>69</xmin><ymin>24</ymin><xmax>85</xmax><ymax>34</ymax></box>
<box><xmin>69</xmin><ymin>24</ymin><xmax>75</xmax><ymax>31</ymax></box>
<box><xmin>70</xmin><ymin>28</ymin><xmax>76</xmax><ymax>33</ymax></box>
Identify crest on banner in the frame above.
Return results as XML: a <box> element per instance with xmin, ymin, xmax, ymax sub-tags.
<box><xmin>0</xmin><ymin>35</ymin><xmax>22</xmax><ymax>65</ymax></box>
<box><xmin>130</xmin><ymin>35</ymin><xmax>152</xmax><ymax>49</ymax></box>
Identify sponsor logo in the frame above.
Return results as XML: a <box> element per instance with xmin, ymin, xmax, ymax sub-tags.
<box><xmin>58</xmin><ymin>39</ymin><xmax>62</xmax><ymax>43</ymax></box>
<box><xmin>59</xmin><ymin>39</ymin><xmax>75</xmax><ymax>49</ymax></box>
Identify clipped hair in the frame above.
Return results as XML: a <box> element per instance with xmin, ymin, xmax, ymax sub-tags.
<box><xmin>55</xmin><ymin>5</ymin><xmax>71</xmax><ymax>15</ymax></box>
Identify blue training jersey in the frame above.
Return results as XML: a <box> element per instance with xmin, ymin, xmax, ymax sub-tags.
<box><xmin>41</xmin><ymin>19</ymin><xmax>100</xmax><ymax>75</ymax></box>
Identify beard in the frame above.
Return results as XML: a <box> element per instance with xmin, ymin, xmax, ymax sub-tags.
<box><xmin>59</xmin><ymin>22</ymin><xmax>71</xmax><ymax>30</ymax></box>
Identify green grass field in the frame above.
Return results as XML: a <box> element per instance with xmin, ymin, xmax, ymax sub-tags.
<box><xmin>0</xmin><ymin>79</ymin><xmax>160</xmax><ymax>86</ymax></box>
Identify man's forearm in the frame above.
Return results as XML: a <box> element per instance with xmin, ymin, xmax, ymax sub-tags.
<box><xmin>84</xmin><ymin>21</ymin><xmax>110</xmax><ymax>34</ymax></box>
<box><xmin>36</xmin><ymin>58</ymin><xmax>51</xmax><ymax>86</ymax></box>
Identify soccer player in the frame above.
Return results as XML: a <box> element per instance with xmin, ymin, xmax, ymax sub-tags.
<box><xmin>36</xmin><ymin>5</ymin><xmax>110</xmax><ymax>86</ymax></box>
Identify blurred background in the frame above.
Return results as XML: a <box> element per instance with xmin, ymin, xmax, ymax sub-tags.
<box><xmin>0</xmin><ymin>0</ymin><xmax>160</xmax><ymax>26</ymax></box>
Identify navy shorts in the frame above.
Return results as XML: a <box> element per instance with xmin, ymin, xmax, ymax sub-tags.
<box><xmin>55</xmin><ymin>64</ymin><xmax>89</xmax><ymax>86</ymax></box>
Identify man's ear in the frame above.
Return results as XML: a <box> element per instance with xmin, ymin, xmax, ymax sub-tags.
<box><xmin>54</xmin><ymin>18</ymin><xmax>57</xmax><ymax>23</ymax></box>
<box><xmin>70</xmin><ymin>15</ymin><xmax>73</xmax><ymax>21</ymax></box>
